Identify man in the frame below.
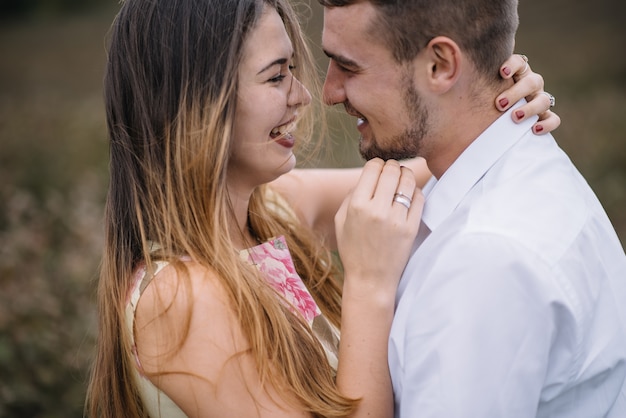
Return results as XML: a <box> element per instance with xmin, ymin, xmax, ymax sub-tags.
<box><xmin>320</xmin><ymin>0</ymin><xmax>626</xmax><ymax>417</ymax></box>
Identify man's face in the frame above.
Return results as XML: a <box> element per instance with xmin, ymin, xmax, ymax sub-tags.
<box><xmin>322</xmin><ymin>2</ymin><xmax>429</xmax><ymax>161</ymax></box>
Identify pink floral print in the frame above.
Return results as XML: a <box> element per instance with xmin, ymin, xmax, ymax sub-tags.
<box><xmin>243</xmin><ymin>236</ymin><xmax>321</xmax><ymax>325</ymax></box>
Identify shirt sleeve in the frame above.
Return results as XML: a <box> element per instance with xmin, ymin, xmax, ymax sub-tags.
<box><xmin>396</xmin><ymin>232</ymin><xmax>576</xmax><ymax>418</ymax></box>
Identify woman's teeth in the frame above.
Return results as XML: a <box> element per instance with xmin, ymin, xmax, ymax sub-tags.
<box><xmin>357</xmin><ymin>117</ymin><xmax>366</xmax><ymax>127</ymax></box>
<box><xmin>271</xmin><ymin>123</ymin><xmax>293</xmax><ymax>137</ymax></box>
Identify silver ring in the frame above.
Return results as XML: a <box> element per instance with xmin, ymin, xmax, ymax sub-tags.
<box><xmin>520</xmin><ymin>62</ymin><xmax>529</xmax><ymax>75</ymax></box>
<box><xmin>543</xmin><ymin>91</ymin><xmax>556</xmax><ymax>108</ymax></box>
<box><xmin>393</xmin><ymin>192</ymin><xmax>412</xmax><ymax>209</ymax></box>
<box><xmin>518</xmin><ymin>54</ymin><xmax>529</xmax><ymax>75</ymax></box>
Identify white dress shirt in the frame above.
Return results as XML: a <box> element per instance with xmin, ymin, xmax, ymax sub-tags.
<box><xmin>389</xmin><ymin>102</ymin><xmax>626</xmax><ymax>417</ymax></box>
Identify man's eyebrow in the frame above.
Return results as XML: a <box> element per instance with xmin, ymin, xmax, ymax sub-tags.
<box><xmin>322</xmin><ymin>49</ymin><xmax>361</xmax><ymax>70</ymax></box>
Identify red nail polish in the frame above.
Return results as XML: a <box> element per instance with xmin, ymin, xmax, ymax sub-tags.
<box><xmin>515</xmin><ymin>110</ymin><xmax>525</xmax><ymax>120</ymax></box>
<box><xmin>534</xmin><ymin>125</ymin><xmax>544</xmax><ymax>133</ymax></box>
<box><xmin>502</xmin><ymin>66</ymin><xmax>511</xmax><ymax>76</ymax></box>
<box><xmin>498</xmin><ymin>98</ymin><xmax>509</xmax><ymax>108</ymax></box>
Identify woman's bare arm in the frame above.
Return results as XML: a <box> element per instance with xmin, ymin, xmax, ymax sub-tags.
<box><xmin>270</xmin><ymin>157</ymin><xmax>430</xmax><ymax>249</ymax></box>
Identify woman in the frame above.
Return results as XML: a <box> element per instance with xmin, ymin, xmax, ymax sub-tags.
<box><xmin>85</xmin><ymin>0</ymin><xmax>558</xmax><ymax>416</ymax></box>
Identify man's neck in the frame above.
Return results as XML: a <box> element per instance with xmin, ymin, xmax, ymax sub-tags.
<box><xmin>426</xmin><ymin>92</ymin><xmax>505</xmax><ymax>179</ymax></box>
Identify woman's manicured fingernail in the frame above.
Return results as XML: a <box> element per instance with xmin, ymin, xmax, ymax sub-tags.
<box><xmin>534</xmin><ymin>125</ymin><xmax>544</xmax><ymax>133</ymax></box>
<box><xmin>498</xmin><ymin>98</ymin><xmax>509</xmax><ymax>108</ymax></box>
<box><xmin>515</xmin><ymin>110</ymin><xmax>525</xmax><ymax>120</ymax></box>
<box><xmin>502</xmin><ymin>66</ymin><xmax>511</xmax><ymax>76</ymax></box>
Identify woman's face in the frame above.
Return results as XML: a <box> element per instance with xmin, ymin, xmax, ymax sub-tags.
<box><xmin>229</xmin><ymin>5</ymin><xmax>311</xmax><ymax>192</ymax></box>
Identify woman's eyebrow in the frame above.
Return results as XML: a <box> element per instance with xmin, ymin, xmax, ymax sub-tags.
<box><xmin>257</xmin><ymin>58</ymin><xmax>288</xmax><ymax>75</ymax></box>
<box><xmin>257</xmin><ymin>51</ymin><xmax>295</xmax><ymax>75</ymax></box>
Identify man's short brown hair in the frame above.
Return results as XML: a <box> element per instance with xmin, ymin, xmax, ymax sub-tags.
<box><xmin>318</xmin><ymin>0</ymin><xmax>519</xmax><ymax>82</ymax></box>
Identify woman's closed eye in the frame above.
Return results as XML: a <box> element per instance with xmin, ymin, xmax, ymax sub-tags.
<box><xmin>268</xmin><ymin>65</ymin><xmax>296</xmax><ymax>83</ymax></box>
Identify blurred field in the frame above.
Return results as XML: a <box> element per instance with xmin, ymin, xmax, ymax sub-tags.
<box><xmin>0</xmin><ymin>7</ymin><xmax>112</xmax><ymax>417</ymax></box>
<box><xmin>0</xmin><ymin>0</ymin><xmax>624</xmax><ymax>416</ymax></box>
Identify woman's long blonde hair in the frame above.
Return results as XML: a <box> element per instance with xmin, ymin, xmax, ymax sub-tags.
<box><xmin>85</xmin><ymin>0</ymin><xmax>357</xmax><ymax>416</ymax></box>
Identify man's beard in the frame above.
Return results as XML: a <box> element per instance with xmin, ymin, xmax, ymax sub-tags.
<box><xmin>360</xmin><ymin>83</ymin><xmax>429</xmax><ymax>161</ymax></box>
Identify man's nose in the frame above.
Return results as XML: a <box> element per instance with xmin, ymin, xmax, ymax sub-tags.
<box><xmin>322</xmin><ymin>60</ymin><xmax>345</xmax><ymax>106</ymax></box>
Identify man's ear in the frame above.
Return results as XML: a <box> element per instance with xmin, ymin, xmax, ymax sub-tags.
<box><xmin>419</xmin><ymin>36</ymin><xmax>462</xmax><ymax>94</ymax></box>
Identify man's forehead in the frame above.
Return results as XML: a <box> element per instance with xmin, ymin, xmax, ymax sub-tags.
<box><xmin>322</xmin><ymin>3</ymin><xmax>380</xmax><ymax>52</ymax></box>
<box><xmin>322</xmin><ymin>4</ymin><xmax>395</xmax><ymax>69</ymax></box>
<box><xmin>322</xmin><ymin>2</ymin><xmax>379</xmax><ymax>34</ymax></box>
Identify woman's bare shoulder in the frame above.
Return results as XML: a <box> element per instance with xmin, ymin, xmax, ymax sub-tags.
<box><xmin>133</xmin><ymin>260</ymin><xmax>310</xmax><ymax>417</ymax></box>
<box><xmin>134</xmin><ymin>259</ymin><xmax>239</xmax><ymax>364</ymax></box>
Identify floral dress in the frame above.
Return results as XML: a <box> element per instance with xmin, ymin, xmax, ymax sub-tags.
<box><xmin>242</xmin><ymin>236</ymin><xmax>340</xmax><ymax>371</ymax></box>
<box><xmin>126</xmin><ymin>236</ymin><xmax>340</xmax><ymax>417</ymax></box>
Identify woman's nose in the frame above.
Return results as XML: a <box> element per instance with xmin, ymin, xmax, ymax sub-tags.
<box><xmin>288</xmin><ymin>76</ymin><xmax>312</xmax><ymax>108</ymax></box>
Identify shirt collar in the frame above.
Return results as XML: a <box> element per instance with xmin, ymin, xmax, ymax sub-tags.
<box><xmin>421</xmin><ymin>100</ymin><xmax>538</xmax><ymax>232</ymax></box>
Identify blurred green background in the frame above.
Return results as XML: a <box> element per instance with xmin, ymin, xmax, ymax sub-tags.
<box><xmin>0</xmin><ymin>0</ymin><xmax>624</xmax><ymax>416</ymax></box>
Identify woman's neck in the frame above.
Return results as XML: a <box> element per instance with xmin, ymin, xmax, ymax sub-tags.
<box><xmin>226</xmin><ymin>184</ymin><xmax>259</xmax><ymax>250</ymax></box>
